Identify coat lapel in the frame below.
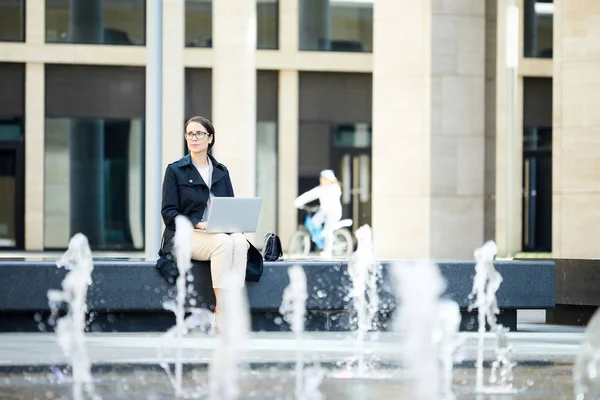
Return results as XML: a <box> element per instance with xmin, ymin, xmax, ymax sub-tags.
<box><xmin>209</xmin><ymin>154</ymin><xmax>227</xmax><ymax>185</ymax></box>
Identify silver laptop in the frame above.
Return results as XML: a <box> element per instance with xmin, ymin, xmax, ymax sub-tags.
<box><xmin>204</xmin><ymin>197</ymin><xmax>262</xmax><ymax>233</ymax></box>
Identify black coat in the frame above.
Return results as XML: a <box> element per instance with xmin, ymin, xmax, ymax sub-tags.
<box><xmin>159</xmin><ymin>153</ymin><xmax>263</xmax><ymax>282</ymax></box>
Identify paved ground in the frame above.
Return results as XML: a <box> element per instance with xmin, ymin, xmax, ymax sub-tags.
<box><xmin>0</xmin><ymin>325</ymin><xmax>584</xmax><ymax>366</ymax></box>
<box><xmin>0</xmin><ymin>325</ymin><xmax>586</xmax><ymax>399</ymax></box>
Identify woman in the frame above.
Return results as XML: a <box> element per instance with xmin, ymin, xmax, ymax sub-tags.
<box><xmin>294</xmin><ymin>169</ymin><xmax>343</xmax><ymax>259</ymax></box>
<box><xmin>160</xmin><ymin>115</ymin><xmax>260</xmax><ymax>321</ymax></box>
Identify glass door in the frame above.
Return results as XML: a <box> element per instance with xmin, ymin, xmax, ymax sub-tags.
<box><xmin>331</xmin><ymin>123</ymin><xmax>372</xmax><ymax>228</ymax></box>
<box><xmin>0</xmin><ymin>142</ymin><xmax>24</xmax><ymax>249</ymax></box>
<box><xmin>522</xmin><ymin>127</ymin><xmax>552</xmax><ymax>252</ymax></box>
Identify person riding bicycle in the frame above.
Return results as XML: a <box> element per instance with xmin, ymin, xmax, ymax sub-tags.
<box><xmin>294</xmin><ymin>169</ymin><xmax>342</xmax><ymax>259</ymax></box>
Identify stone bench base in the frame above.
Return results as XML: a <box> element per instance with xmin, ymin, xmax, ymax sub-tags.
<box><xmin>0</xmin><ymin>259</ymin><xmax>554</xmax><ymax>333</ymax></box>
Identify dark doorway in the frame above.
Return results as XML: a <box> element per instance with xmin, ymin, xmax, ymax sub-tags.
<box><xmin>330</xmin><ymin>123</ymin><xmax>372</xmax><ymax>228</ymax></box>
<box><xmin>522</xmin><ymin>126</ymin><xmax>552</xmax><ymax>252</ymax></box>
<box><xmin>0</xmin><ymin>119</ymin><xmax>25</xmax><ymax>249</ymax></box>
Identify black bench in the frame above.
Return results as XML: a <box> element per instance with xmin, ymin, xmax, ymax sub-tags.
<box><xmin>0</xmin><ymin>259</ymin><xmax>555</xmax><ymax>332</ymax></box>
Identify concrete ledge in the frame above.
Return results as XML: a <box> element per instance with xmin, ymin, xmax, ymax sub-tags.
<box><xmin>0</xmin><ymin>259</ymin><xmax>555</xmax><ymax>332</ymax></box>
<box><xmin>515</xmin><ymin>258</ymin><xmax>600</xmax><ymax>326</ymax></box>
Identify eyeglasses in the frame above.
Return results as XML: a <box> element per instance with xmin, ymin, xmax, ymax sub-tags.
<box><xmin>185</xmin><ymin>131</ymin><xmax>211</xmax><ymax>140</ymax></box>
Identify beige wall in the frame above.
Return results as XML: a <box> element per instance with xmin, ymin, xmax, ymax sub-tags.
<box><xmin>553</xmin><ymin>0</ymin><xmax>600</xmax><ymax>258</ymax></box>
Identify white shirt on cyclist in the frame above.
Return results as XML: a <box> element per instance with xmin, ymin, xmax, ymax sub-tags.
<box><xmin>294</xmin><ymin>183</ymin><xmax>342</xmax><ymax>218</ymax></box>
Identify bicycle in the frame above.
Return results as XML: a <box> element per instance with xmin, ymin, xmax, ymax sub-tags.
<box><xmin>288</xmin><ymin>206</ymin><xmax>355</xmax><ymax>259</ymax></box>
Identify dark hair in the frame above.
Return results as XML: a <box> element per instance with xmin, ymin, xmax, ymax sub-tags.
<box><xmin>184</xmin><ymin>116</ymin><xmax>215</xmax><ymax>152</ymax></box>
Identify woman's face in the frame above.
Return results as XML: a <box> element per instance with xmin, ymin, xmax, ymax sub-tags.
<box><xmin>185</xmin><ymin>121</ymin><xmax>213</xmax><ymax>154</ymax></box>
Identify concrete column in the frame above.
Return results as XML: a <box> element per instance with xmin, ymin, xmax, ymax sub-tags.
<box><xmin>23</xmin><ymin>0</ymin><xmax>45</xmax><ymax>250</ymax></box>
<box><xmin>278</xmin><ymin>70</ymin><xmax>299</xmax><ymax>251</ymax></box>
<box><xmin>25</xmin><ymin>0</ymin><xmax>45</xmax><ymax>44</ymax></box>
<box><xmin>484</xmin><ymin>0</ymin><xmax>498</xmax><ymax>242</ymax></box>
<box><xmin>495</xmin><ymin>0</ymin><xmax>522</xmax><ymax>257</ymax></box>
<box><xmin>68</xmin><ymin>0</ymin><xmax>103</xmax><ymax>44</ymax></box>
<box><xmin>372</xmin><ymin>0</ymin><xmax>486</xmax><ymax>259</ymax></box>
<box><xmin>552</xmin><ymin>0</ymin><xmax>600</xmax><ymax>258</ymax></box>
<box><xmin>24</xmin><ymin>63</ymin><xmax>45</xmax><ymax>251</ymax></box>
<box><xmin>372</xmin><ymin>0</ymin><xmax>432</xmax><ymax>259</ymax></box>
<box><xmin>279</xmin><ymin>0</ymin><xmax>299</xmax><ymax>53</ymax></box>
<box><xmin>211</xmin><ymin>0</ymin><xmax>256</xmax><ymax>198</ymax></box>
<box><xmin>161</xmin><ymin>0</ymin><xmax>185</xmax><ymax>172</ymax></box>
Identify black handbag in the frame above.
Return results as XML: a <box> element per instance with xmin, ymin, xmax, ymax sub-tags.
<box><xmin>246</xmin><ymin>243</ymin><xmax>264</xmax><ymax>282</ymax></box>
<box><xmin>156</xmin><ymin>252</ymin><xmax>179</xmax><ymax>285</ymax></box>
<box><xmin>156</xmin><ymin>235</ymin><xmax>180</xmax><ymax>285</ymax></box>
<box><xmin>262</xmin><ymin>233</ymin><xmax>283</xmax><ymax>261</ymax></box>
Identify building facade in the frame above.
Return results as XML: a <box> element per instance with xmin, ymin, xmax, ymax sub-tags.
<box><xmin>0</xmin><ymin>0</ymin><xmax>598</xmax><ymax>260</ymax></box>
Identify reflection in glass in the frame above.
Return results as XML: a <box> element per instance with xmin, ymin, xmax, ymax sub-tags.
<box><xmin>186</xmin><ymin>0</ymin><xmax>279</xmax><ymax>49</ymax></box>
<box><xmin>45</xmin><ymin>0</ymin><xmax>146</xmax><ymax>45</ymax></box>
<box><xmin>44</xmin><ymin>118</ymin><xmax>145</xmax><ymax>250</ymax></box>
<box><xmin>255</xmin><ymin>121</ymin><xmax>278</xmax><ymax>248</ymax></box>
<box><xmin>186</xmin><ymin>0</ymin><xmax>212</xmax><ymax>47</ymax></box>
<box><xmin>524</xmin><ymin>0</ymin><xmax>553</xmax><ymax>58</ymax></box>
<box><xmin>258</xmin><ymin>0</ymin><xmax>278</xmax><ymax>49</ymax></box>
<box><xmin>0</xmin><ymin>0</ymin><xmax>24</xmax><ymax>42</ymax></box>
<box><xmin>299</xmin><ymin>0</ymin><xmax>373</xmax><ymax>52</ymax></box>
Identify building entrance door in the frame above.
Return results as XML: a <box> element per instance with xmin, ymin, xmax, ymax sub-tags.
<box><xmin>331</xmin><ymin>123</ymin><xmax>372</xmax><ymax>229</ymax></box>
<box><xmin>0</xmin><ymin>139</ymin><xmax>24</xmax><ymax>249</ymax></box>
<box><xmin>522</xmin><ymin>127</ymin><xmax>552</xmax><ymax>252</ymax></box>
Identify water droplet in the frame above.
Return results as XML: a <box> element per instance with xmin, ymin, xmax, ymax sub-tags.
<box><xmin>38</xmin><ymin>323</ymin><xmax>46</xmax><ymax>332</ymax></box>
<box><xmin>187</xmin><ymin>275</ymin><xmax>194</xmax><ymax>282</ymax></box>
<box><xmin>107</xmin><ymin>314</ymin><xmax>116</xmax><ymax>323</ymax></box>
<box><xmin>273</xmin><ymin>317</ymin><xmax>283</xmax><ymax>325</ymax></box>
<box><xmin>34</xmin><ymin>312</ymin><xmax>42</xmax><ymax>322</ymax></box>
<box><xmin>190</xmin><ymin>298</ymin><xmax>197</xmax><ymax>306</ymax></box>
<box><xmin>316</xmin><ymin>290</ymin><xmax>327</xmax><ymax>298</ymax></box>
<box><xmin>154</xmin><ymin>288</ymin><xmax>161</xmax><ymax>294</ymax></box>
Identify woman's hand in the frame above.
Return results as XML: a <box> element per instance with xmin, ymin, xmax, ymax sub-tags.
<box><xmin>195</xmin><ymin>222</ymin><xmax>207</xmax><ymax>230</ymax></box>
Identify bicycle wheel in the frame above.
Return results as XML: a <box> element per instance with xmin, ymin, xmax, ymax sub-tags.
<box><xmin>332</xmin><ymin>228</ymin><xmax>354</xmax><ymax>259</ymax></box>
<box><xmin>288</xmin><ymin>229</ymin><xmax>311</xmax><ymax>258</ymax></box>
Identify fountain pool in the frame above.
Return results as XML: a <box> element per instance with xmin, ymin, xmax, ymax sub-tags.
<box><xmin>0</xmin><ymin>328</ymin><xmax>584</xmax><ymax>399</ymax></box>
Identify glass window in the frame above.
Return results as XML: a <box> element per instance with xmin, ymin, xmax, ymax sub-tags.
<box><xmin>256</xmin><ymin>121</ymin><xmax>278</xmax><ymax>245</ymax></box>
<box><xmin>0</xmin><ymin>0</ymin><xmax>24</xmax><ymax>41</ymax></box>
<box><xmin>186</xmin><ymin>0</ymin><xmax>212</xmax><ymax>47</ymax></box>
<box><xmin>258</xmin><ymin>0</ymin><xmax>278</xmax><ymax>49</ymax></box>
<box><xmin>186</xmin><ymin>0</ymin><xmax>278</xmax><ymax>49</ymax></box>
<box><xmin>44</xmin><ymin>118</ymin><xmax>145</xmax><ymax>250</ymax></box>
<box><xmin>255</xmin><ymin>71</ymin><xmax>278</xmax><ymax>248</ymax></box>
<box><xmin>45</xmin><ymin>65</ymin><xmax>146</xmax><ymax>250</ymax></box>
<box><xmin>46</xmin><ymin>0</ymin><xmax>146</xmax><ymax>45</ymax></box>
<box><xmin>524</xmin><ymin>0</ymin><xmax>553</xmax><ymax>58</ymax></box>
<box><xmin>299</xmin><ymin>0</ymin><xmax>373</xmax><ymax>52</ymax></box>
